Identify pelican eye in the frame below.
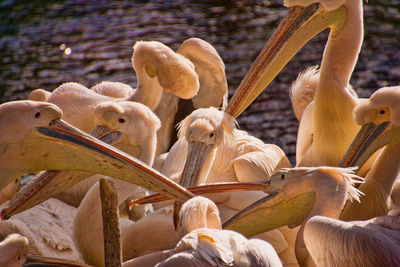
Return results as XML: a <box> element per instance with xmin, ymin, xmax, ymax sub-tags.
<box><xmin>281</xmin><ymin>174</ymin><xmax>285</xmax><ymax>180</ymax></box>
<box><xmin>379</xmin><ymin>110</ymin><xmax>385</xmax><ymax>115</ymax></box>
<box><xmin>209</xmin><ymin>132</ymin><xmax>214</xmax><ymax>138</ymax></box>
<box><xmin>17</xmin><ymin>255</ymin><xmax>21</xmax><ymax>261</ymax></box>
<box><xmin>118</xmin><ymin>118</ymin><xmax>125</xmax><ymax>123</ymax></box>
<box><xmin>34</xmin><ymin>112</ymin><xmax>41</xmax><ymax>118</ymax></box>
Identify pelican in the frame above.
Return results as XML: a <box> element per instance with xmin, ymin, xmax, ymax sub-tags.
<box><xmin>154</xmin><ymin>37</ymin><xmax>228</xmax><ymax>154</ymax></box>
<box><xmin>72</xmin><ymin>101</ymin><xmax>162</xmax><ymax>266</ymax></box>
<box><xmin>223</xmin><ymin>166</ymin><xmax>363</xmax><ymax>266</ymax></box>
<box><xmin>122</xmin><ymin>107</ymin><xmax>292</xmax><ymax>263</ymax></box>
<box><xmin>167</xmin><ymin>107</ymin><xmax>293</xmax><ymax>262</ymax></box>
<box><xmin>336</xmin><ymin>86</ymin><xmax>400</xmax><ymax>221</ymax></box>
<box><xmin>0</xmin><ymin>100</ymin><xmax>192</xmax><ymax>206</ymax></box>
<box><xmin>162</xmin><ymin>107</ymin><xmax>290</xmax><ymax>186</ymax></box>
<box><xmin>163</xmin><ymin>107</ymin><xmax>292</xmax><ymax>254</ymax></box>
<box><xmin>5</xmin><ymin>100</ymin><xmax>161</xmax><ymax>214</ymax></box>
<box><xmin>1</xmin><ymin>100</ymin><xmax>161</xmax><ymax>215</ymax></box>
<box><xmin>304</xmin><ymin>214</ymin><xmax>400</xmax><ymax>266</ymax></box>
<box><xmin>0</xmin><ymin>233</ymin><xmax>28</xmax><ymax>267</ymax></box>
<box><xmin>27</xmin><ymin>40</ymin><xmax>199</xmax><ymax>134</ymax></box>
<box><xmin>0</xmin><ymin>100</ymin><xmax>193</xmax><ymax>261</ymax></box>
<box><xmin>224</xmin><ymin>0</ymin><xmax>374</xmax><ymax>173</ymax></box>
<box><xmin>58</xmin><ymin>100</ymin><xmax>158</xmax><ymax>218</ymax></box>
<box><xmin>123</xmin><ymin>196</ymin><xmax>282</xmax><ymax>267</ymax></box>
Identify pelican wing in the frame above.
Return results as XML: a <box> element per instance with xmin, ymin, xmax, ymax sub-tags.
<box><xmin>234</xmin><ymin>144</ymin><xmax>291</xmax><ymax>182</ymax></box>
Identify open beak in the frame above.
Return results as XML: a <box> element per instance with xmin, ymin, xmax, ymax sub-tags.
<box><xmin>130</xmin><ymin>181</ymin><xmax>272</xmax><ymax>207</ymax></box>
<box><xmin>179</xmin><ymin>142</ymin><xmax>215</xmax><ymax>187</ymax></box>
<box><xmin>222</xmin><ymin>190</ymin><xmax>315</xmax><ymax>237</ymax></box>
<box><xmin>338</xmin><ymin>121</ymin><xmax>395</xmax><ymax>169</ymax></box>
<box><xmin>225</xmin><ymin>2</ymin><xmax>347</xmax><ymax>117</ymax></box>
<box><xmin>1</xmin><ymin>119</ymin><xmax>194</xmax><ymax>219</ymax></box>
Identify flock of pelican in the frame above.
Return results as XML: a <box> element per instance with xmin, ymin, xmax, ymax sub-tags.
<box><xmin>1</xmin><ymin>0</ymin><xmax>399</xmax><ymax>266</ymax></box>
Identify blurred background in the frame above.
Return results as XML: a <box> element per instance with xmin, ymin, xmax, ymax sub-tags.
<box><xmin>1</xmin><ymin>0</ymin><xmax>399</xmax><ymax>165</ymax></box>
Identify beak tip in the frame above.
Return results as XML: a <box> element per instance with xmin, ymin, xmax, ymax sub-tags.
<box><xmin>1</xmin><ymin>209</ymin><xmax>8</xmax><ymax>221</ymax></box>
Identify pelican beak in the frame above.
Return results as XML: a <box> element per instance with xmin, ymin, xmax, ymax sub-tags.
<box><xmin>130</xmin><ymin>181</ymin><xmax>272</xmax><ymax>207</ymax></box>
<box><xmin>179</xmin><ymin>142</ymin><xmax>215</xmax><ymax>187</ymax></box>
<box><xmin>222</xmin><ymin>190</ymin><xmax>315</xmax><ymax>237</ymax></box>
<box><xmin>1</xmin><ymin>124</ymin><xmax>125</xmax><ymax>218</ymax></box>
<box><xmin>339</xmin><ymin>121</ymin><xmax>397</xmax><ymax>169</ymax></box>
<box><xmin>225</xmin><ymin>3</ymin><xmax>347</xmax><ymax>117</ymax></box>
<box><xmin>24</xmin><ymin>254</ymin><xmax>91</xmax><ymax>266</ymax></box>
<box><xmin>1</xmin><ymin>119</ymin><xmax>194</xmax><ymax>219</ymax></box>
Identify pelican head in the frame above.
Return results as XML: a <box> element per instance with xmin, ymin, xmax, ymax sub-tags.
<box><xmin>222</xmin><ymin>166</ymin><xmax>362</xmax><ymax>235</ymax></box>
<box><xmin>177</xmin><ymin>37</ymin><xmax>228</xmax><ymax>109</ymax></box>
<box><xmin>339</xmin><ymin>86</ymin><xmax>400</xmax><ymax>169</ymax></box>
<box><xmin>93</xmin><ymin>101</ymin><xmax>161</xmax><ymax>166</ymax></box>
<box><xmin>132</xmin><ymin>41</ymin><xmax>199</xmax><ymax>100</ymax></box>
<box><xmin>226</xmin><ymin>0</ymin><xmax>351</xmax><ymax>117</ymax></box>
<box><xmin>178</xmin><ymin>107</ymin><xmax>237</xmax><ymax>187</ymax></box>
<box><xmin>0</xmin><ymin>234</ymin><xmax>28</xmax><ymax>267</ymax></box>
<box><xmin>0</xmin><ymin>100</ymin><xmax>69</xmax><ymax>191</ymax></box>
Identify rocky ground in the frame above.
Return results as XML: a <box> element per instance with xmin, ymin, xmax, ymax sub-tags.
<box><xmin>1</xmin><ymin>0</ymin><xmax>399</xmax><ymax>165</ymax></box>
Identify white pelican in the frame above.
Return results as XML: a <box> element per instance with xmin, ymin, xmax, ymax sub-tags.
<box><xmin>223</xmin><ymin>166</ymin><xmax>363</xmax><ymax>266</ymax></box>
<box><xmin>0</xmin><ymin>100</ymin><xmax>192</xmax><ymax>214</ymax></box>
<box><xmin>304</xmin><ymin>214</ymin><xmax>400</xmax><ymax>266</ymax></box>
<box><xmin>37</xmin><ymin>100</ymin><xmax>159</xmax><ymax>210</ymax></box>
<box><xmin>163</xmin><ymin>107</ymin><xmax>292</xmax><ymax>255</ymax></box>
<box><xmin>337</xmin><ymin>86</ymin><xmax>400</xmax><ymax>221</ymax></box>
<box><xmin>3</xmin><ymin>101</ymin><xmax>159</xmax><ymax>217</ymax></box>
<box><xmin>72</xmin><ymin>101</ymin><xmax>162</xmax><ymax>266</ymax></box>
<box><xmin>166</xmin><ymin>107</ymin><xmax>292</xmax><ymax>262</ymax></box>
<box><xmin>224</xmin><ymin>0</ymin><xmax>375</xmax><ymax>174</ymax></box>
<box><xmin>123</xmin><ymin>196</ymin><xmax>282</xmax><ymax>267</ymax></box>
<box><xmin>122</xmin><ymin>107</ymin><xmax>292</xmax><ymax>263</ymax></box>
<box><xmin>60</xmin><ymin>99</ymin><xmax>160</xmax><ymax>217</ymax></box>
<box><xmin>162</xmin><ymin>107</ymin><xmax>290</xmax><ymax>186</ymax></box>
<box><xmin>0</xmin><ymin>100</ymin><xmax>191</xmax><ymax>199</ymax></box>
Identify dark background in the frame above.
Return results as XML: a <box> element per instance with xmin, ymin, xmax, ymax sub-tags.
<box><xmin>1</xmin><ymin>0</ymin><xmax>399</xmax><ymax>164</ymax></box>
